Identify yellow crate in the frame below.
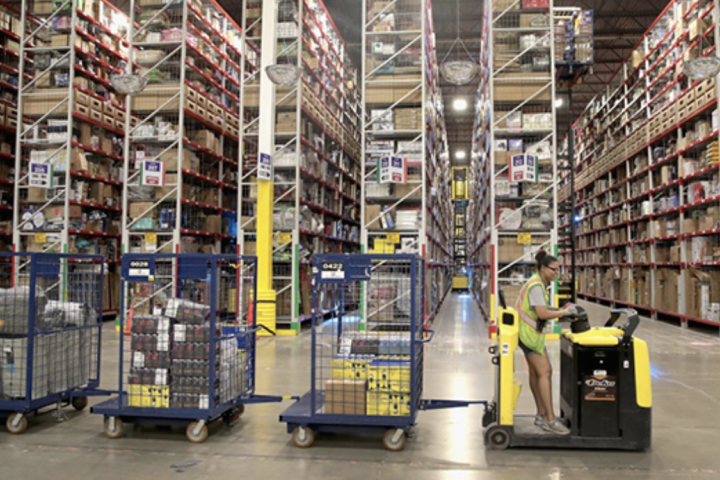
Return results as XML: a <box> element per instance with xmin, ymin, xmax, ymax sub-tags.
<box><xmin>367</xmin><ymin>362</ymin><xmax>411</xmax><ymax>392</ymax></box>
<box><xmin>366</xmin><ymin>391</ymin><xmax>411</xmax><ymax>416</ymax></box>
<box><xmin>331</xmin><ymin>358</ymin><xmax>372</xmax><ymax>380</ymax></box>
<box><xmin>128</xmin><ymin>384</ymin><xmax>170</xmax><ymax>408</ymax></box>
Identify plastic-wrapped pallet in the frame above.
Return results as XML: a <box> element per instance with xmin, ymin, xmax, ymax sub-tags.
<box><xmin>0</xmin><ymin>286</ymin><xmax>48</xmax><ymax>335</ymax></box>
<box><xmin>0</xmin><ymin>336</ymin><xmax>49</xmax><ymax>399</ymax></box>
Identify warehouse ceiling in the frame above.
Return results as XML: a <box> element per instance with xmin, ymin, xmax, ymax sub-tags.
<box><xmin>211</xmin><ymin>0</ymin><xmax>671</xmax><ymax>165</ymax></box>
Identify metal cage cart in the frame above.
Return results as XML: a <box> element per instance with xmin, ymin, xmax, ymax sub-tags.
<box><xmin>0</xmin><ymin>253</ymin><xmax>109</xmax><ymax>434</ymax></box>
<box><xmin>280</xmin><ymin>254</ymin><xmax>486</xmax><ymax>451</ymax></box>
<box><xmin>92</xmin><ymin>253</ymin><xmax>283</xmax><ymax>443</ymax></box>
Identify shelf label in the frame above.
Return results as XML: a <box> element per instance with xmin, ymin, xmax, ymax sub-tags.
<box><xmin>258</xmin><ymin>152</ymin><xmax>272</xmax><ymax>181</ymax></box>
<box><xmin>140</xmin><ymin>160</ymin><xmax>166</xmax><ymax>186</ymax></box>
<box><xmin>517</xmin><ymin>232</ymin><xmax>532</xmax><ymax>245</ymax></box>
<box><xmin>386</xmin><ymin>232</ymin><xmax>400</xmax><ymax>244</ymax></box>
<box><xmin>278</xmin><ymin>232</ymin><xmax>292</xmax><ymax>244</ymax></box>
<box><xmin>145</xmin><ymin>232</ymin><xmax>157</xmax><ymax>251</ymax></box>
<box><xmin>378</xmin><ymin>156</ymin><xmax>406</xmax><ymax>184</ymax></box>
<box><xmin>34</xmin><ymin>233</ymin><xmax>46</xmax><ymax>244</ymax></box>
<box><xmin>29</xmin><ymin>162</ymin><xmax>53</xmax><ymax>189</ymax></box>
<box><xmin>508</xmin><ymin>154</ymin><xmax>538</xmax><ymax>183</ymax></box>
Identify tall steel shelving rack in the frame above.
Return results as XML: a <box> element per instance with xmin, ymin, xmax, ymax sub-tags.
<box><xmin>558</xmin><ymin>0</ymin><xmax>720</xmax><ymax>330</ymax></box>
<box><xmin>121</xmin><ymin>0</ymin><xmax>245</xmax><ymax>259</ymax></box>
<box><xmin>14</xmin><ymin>0</ymin><xmax>132</xmax><ymax>314</ymax></box>
<box><xmin>361</xmin><ymin>0</ymin><xmax>453</xmax><ymax>330</ymax></box>
<box><xmin>470</xmin><ymin>0</ymin><xmax>560</xmax><ymax>336</ymax></box>
<box><xmin>0</xmin><ymin>1</ymin><xmax>26</xmax><ymax>246</ymax></box>
<box><xmin>240</xmin><ymin>0</ymin><xmax>363</xmax><ymax>335</ymax></box>
<box><xmin>469</xmin><ymin>6</ymin><xmax>492</xmax><ymax>321</ymax></box>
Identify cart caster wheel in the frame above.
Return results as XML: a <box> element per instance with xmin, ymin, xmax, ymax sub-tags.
<box><xmin>485</xmin><ymin>425</ymin><xmax>510</xmax><ymax>450</ymax></box>
<box><xmin>186</xmin><ymin>422</ymin><xmax>209</xmax><ymax>443</ymax></box>
<box><xmin>104</xmin><ymin>417</ymin><xmax>123</xmax><ymax>439</ymax></box>
<box><xmin>292</xmin><ymin>426</ymin><xmax>314</xmax><ymax>448</ymax></box>
<box><xmin>383</xmin><ymin>429</ymin><xmax>407</xmax><ymax>452</ymax></box>
<box><xmin>6</xmin><ymin>413</ymin><xmax>27</xmax><ymax>435</ymax></box>
<box><xmin>71</xmin><ymin>396</ymin><xmax>88</xmax><ymax>411</ymax></box>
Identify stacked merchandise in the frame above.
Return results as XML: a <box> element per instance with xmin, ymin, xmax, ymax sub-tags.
<box><xmin>554</xmin><ymin>9</ymin><xmax>593</xmax><ymax>65</ymax></box>
<box><xmin>14</xmin><ymin>0</ymin><xmax>130</xmax><ymax>314</ymax></box>
<box><xmin>123</xmin><ymin>0</ymin><xmax>244</xmax><ymax>258</ymax></box>
<box><xmin>470</xmin><ymin>0</ymin><xmax>560</xmax><ymax>331</ymax></box>
<box><xmin>128</xmin><ymin>298</ymin><xmax>246</xmax><ymax>410</ymax></box>
<box><xmin>362</xmin><ymin>0</ymin><xmax>453</xmax><ymax>324</ymax></box>
<box><xmin>0</xmin><ymin>266</ymin><xmax>100</xmax><ymax>403</ymax></box>
<box><xmin>560</xmin><ymin>0</ymin><xmax>720</xmax><ymax>329</ymax></box>
<box><xmin>327</xmin><ymin>333</ymin><xmax>412</xmax><ymax>416</ymax></box>
<box><xmin>240</xmin><ymin>0</ymin><xmax>362</xmax><ymax>333</ymax></box>
<box><xmin>0</xmin><ymin>2</ymin><xmax>20</xmax><ymax>244</ymax></box>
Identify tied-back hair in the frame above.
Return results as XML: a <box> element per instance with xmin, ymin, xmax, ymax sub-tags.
<box><xmin>535</xmin><ymin>250</ymin><xmax>558</xmax><ymax>272</ymax></box>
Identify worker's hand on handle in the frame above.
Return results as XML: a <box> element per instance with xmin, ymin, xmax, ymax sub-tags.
<box><xmin>564</xmin><ymin>304</ymin><xmax>579</xmax><ymax>317</ymax></box>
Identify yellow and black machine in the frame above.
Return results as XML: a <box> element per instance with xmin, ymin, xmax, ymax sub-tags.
<box><xmin>483</xmin><ymin>296</ymin><xmax>652</xmax><ymax>450</ymax></box>
<box><xmin>452</xmin><ymin>167</ymin><xmax>469</xmax><ymax>291</ymax></box>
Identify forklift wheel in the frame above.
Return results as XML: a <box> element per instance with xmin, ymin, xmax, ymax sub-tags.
<box><xmin>485</xmin><ymin>425</ymin><xmax>510</xmax><ymax>450</ymax></box>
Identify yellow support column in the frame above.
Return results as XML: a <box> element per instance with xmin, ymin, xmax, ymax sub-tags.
<box><xmin>255</xmin><ymin>0</ymin><xmax>278</xmax><ymax>336</ymax></box>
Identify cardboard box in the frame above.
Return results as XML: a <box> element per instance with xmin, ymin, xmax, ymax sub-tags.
<box><xmin>45</xmin><ymin>204</ymin><xmax>82</xmax><ymax>220</ymax></box>
<box><xmin>129</xmin><ymin>202</ymin><xmax>154</xmax><ymax>219</ymax></box>
<box><xmin>497</xmin><ymin>237</ymin><xmax>525</xmax><ymax>262</ymax></box>
<box><xmin>242</xmin><ymin>241</ymin><xmax>256</xmax><ymax>255</ymax></box>
<box><xmin>188</xmin><ymin>129</ymin><xmax>215</xmax><ymax>150</ymax></box>
<box><xmin>683</xmin><ymin>217</ymin><xmax>699</xmax><ymax>233</ymax></box>
<box><xmin>324</xmin><ymin>379</ymin><xmax>366</xmax><ymax>415</ymax></box>
<box><xmin>204</xmin><ymin>215</ymin><xmax>222</xmax><ymax>234</ymax></box>
<box><xmin>365</xmin><ymin>204</ymin><xmax>383</xmax><ymax>229</ymax></box>
<box><xmin>670</xmin><ymin>245</ymin><xmax>681</xmax><ymax>263</ymax></box>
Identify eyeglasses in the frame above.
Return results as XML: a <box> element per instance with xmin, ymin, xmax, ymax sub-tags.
<box><xmin>545</xmin><ymin>266</ymin><xmax>559</xmax><ymax>273</ymax></box>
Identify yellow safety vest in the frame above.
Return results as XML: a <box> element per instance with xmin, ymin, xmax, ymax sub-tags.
<box><xmin>513</xmin><ymin>273</ymin><xmax>548</xmax><ymax>354</ymax></box>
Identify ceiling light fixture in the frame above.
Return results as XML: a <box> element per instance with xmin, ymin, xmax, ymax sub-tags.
<box><xmin>453</xmin><ymin>98</ymin><xmax>468</xmax><ymax>111</ymax></box>
<box><xmin>266</xmin><ymin>0</ymin><xmax>302</xmax><ymax>86</ymax></box>
<box><xmin>456</xmin><ymin>151</ymin><xmax>466</xmax><ymax>160</ymax></box>
<box><xmin>684</xmin><ymin>29</ymin><xmax>720</xmax><ymax>80</ymax></box>
<box><xmin>440</xmin><ymin>0</ymin><xmax>479</xmax><ymax>85</ymax></box>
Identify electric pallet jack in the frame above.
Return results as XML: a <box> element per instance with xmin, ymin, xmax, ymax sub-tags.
<box><xmin>482</xmin><ymin>294</ymin><xmax>652</xmax><ymax>450</ymax></box>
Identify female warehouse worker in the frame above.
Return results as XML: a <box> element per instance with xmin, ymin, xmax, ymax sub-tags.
<box><xmin>514</xmin><ymin>250</ymin><xmax>577</xmax><ymax>435</ymax></box>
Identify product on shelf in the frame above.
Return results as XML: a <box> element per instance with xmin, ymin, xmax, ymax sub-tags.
<box><xmin>559</xmin><ymin>0</ymin><xmax>720</xmax><ymax>328</ymax></box>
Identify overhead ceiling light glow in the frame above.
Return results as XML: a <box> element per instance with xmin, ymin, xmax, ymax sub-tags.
<box><xmin>555</xmin><ymin>98</ymin><xmax>564</xmax><ymax>108</ymax></box>
<box><xmin>453</xmin><ymin>98</ymin><xmax>468</xmax><ymax>111</ymax></box>
<box><xmin>456</xmin><ymin>151</ymin><xmax>466</xmax><ymax>160</ymax></box>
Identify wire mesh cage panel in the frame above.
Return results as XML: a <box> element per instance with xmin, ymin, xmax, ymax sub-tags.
<box><xmin>0</xmin><ymin>253</ymin><xmax>104</xmax><ymax>425</ymax></box>
<box><xmin>311</xmin><ymin>254</ymin><xmax>424</xmax><ymax>422</ymax></box>
<box><xmin>115</xmin><ymin>254</ymin><xmax>256</xmax><ymax>418</ymax></box>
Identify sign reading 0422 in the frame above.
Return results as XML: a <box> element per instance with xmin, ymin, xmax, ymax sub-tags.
<box><xmin>321</xmin><ymin>261</ymin><xmax>345</xmax><ymax>280</ymax></box>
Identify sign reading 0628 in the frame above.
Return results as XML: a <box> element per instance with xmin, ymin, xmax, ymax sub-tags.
<box><xmin>321</xmin><ymin>261</ymin><xmax>345</xmax><ymax>280</ymax></box>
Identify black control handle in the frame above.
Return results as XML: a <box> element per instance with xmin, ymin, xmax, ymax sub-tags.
<box><xmin>604</xmin><ymin>309</ymin><xmax>640</xmax><ymax>342</ymax></box>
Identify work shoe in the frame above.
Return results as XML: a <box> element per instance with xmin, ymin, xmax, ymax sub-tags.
<box><xmin>534</xmin><ymin>414</ymin><xmax>545</xmax><ymax>427</ymax></box>
<box><xmin>541</xmin><ymin>418</ymin><xmax>571</xmax><ymax>435</ymax></box>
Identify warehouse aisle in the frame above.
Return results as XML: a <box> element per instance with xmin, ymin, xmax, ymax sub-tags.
<box><xmin>4</xmin><ymin>296</ymin><xmax>720</xmax><ymax>479</ymax></box>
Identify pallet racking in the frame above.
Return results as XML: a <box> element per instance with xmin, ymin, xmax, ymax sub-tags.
<box><xmin>13</xmin><ymin>0</ymin><xmax>133</xmax><ymax>315</ymax></box>
<box><xmin>560</xmin><ymin>0</ymin><xmax>720</xmax><ymax>330</ymax></box>
<box><xmin>469</xmin><ymin>0</ymin><xmax>560</xmax><ymax>336</ymax></box>
<box><xmin>361</xmin><ymin>0</ymin><xmax>453</xmax><ymax>329</ymax></box>
<box><xmin>0</xmin><ymin>1</ymin><xmax>25</xmax><ymax>249</ymax></box>
<box><xmin>120</xmin><ymin>0</ymin><xmax>244</xmax><ymax>261</ymax></box>
<box><xmin>240</xmin><ymin>0</ymin><xmax>362</xmax><ymax>334</ymax></box>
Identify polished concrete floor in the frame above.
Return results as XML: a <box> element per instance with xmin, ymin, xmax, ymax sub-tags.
<box><xmin>3</xmin><ymin>294</ymin><xmax>720</xmax><ymax>479</ymax></box>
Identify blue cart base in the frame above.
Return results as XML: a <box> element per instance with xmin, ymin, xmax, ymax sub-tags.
<box><xmin>280</xmin><ymin>392</ymin><xmax>489</xmax><ymax>451</ymax></box>
<box><xmin>92</xmin><ymin>394</ymin><xmax>285</xmax><ymax>443</ymax></box>
<box><xmin>279</xmin><ymin>391</ymin><xmax>416</xmax><ymax>451</ymax></box>
<box><xmin>1</xmin><ymin>386</ymin><xmax>112</xmax><ymax>434</ymax></box>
